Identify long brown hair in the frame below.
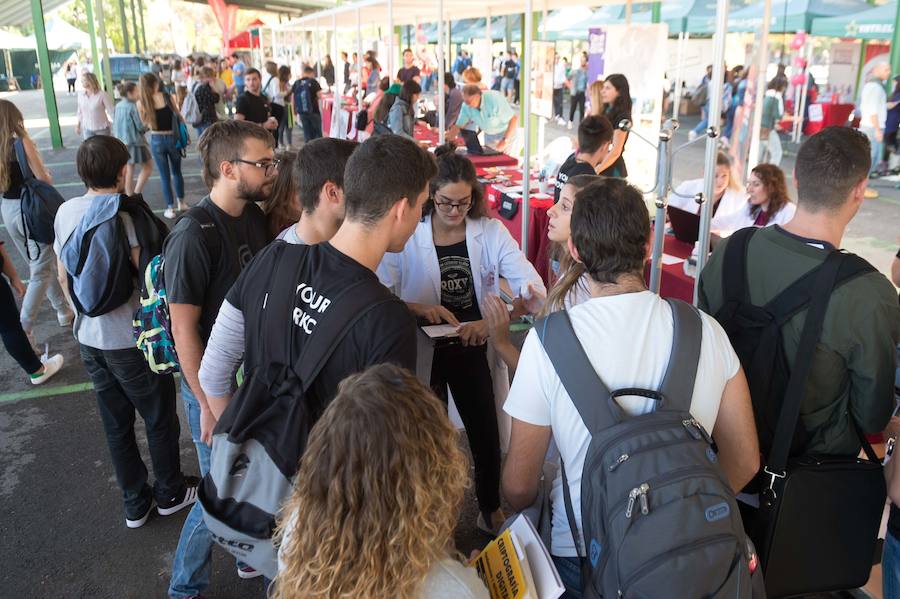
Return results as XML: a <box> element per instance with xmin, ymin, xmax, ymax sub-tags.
<box><xmin>138</xmin><ymin>72</ymin><xmax>160</xmax><ymax>130</ymax></box>
<box><xmin>750</xmin><ymin>163</ymin><xmax>791</xmax><ymax>220</ymax></box>
<box><xmin>273</xmin><ymin>364</ymin><xmax>469</xmax><ymax>599</ymax></box>
<box><xmin>0</xmin><ymin>100</ymin><xmax>27</xmax><ymax>192</ymax></box>
<box><xmin>264</xmin><ymin>150</ymin><xmax>299</xmax><ymax>239</ymax></box>
<box><xmin>589</xmin><ymin>79</ymin><xmax>606</xmax><ymax>116</ymax></box>
<box><xmin>81</xmin><ymin>71</ymin><xmax>101</xmax><ymax>94</ymax></box>
<box><xmin>540</xmin><ymin>174</ymin><xmax>597</xmax><ymax>317</ymax></box>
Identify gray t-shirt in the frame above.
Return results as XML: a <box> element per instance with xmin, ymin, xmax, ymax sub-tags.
<box><xmin>276</xmin><ymin>223</ymin><xmax>305</xmax><ymax>245</ymax></box>
<box><xmin>53</xmin><ymin>193</ymin><xmax>140</xmax><ymax>350</ymax></box>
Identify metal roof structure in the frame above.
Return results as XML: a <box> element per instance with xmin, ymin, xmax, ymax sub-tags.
<box><xmin>1</xmin><ymin>0</ymin><xmax>70</xmax><ymax>26</ymax></box>
<box><xmin>181</xmin><ymin>0</ymin><xmax>336</xmax><ymax>17</ymax></box>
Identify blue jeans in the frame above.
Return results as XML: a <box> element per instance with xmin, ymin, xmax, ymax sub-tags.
<box><xmin>885</xmin><ymin>531</ymin><xmax>900</xmax><ymax>599</ymax></box>
<box><xmin>194</xmin><ymin>123</ymin><xmax>211</xmax><ymax>139</ymax></box>
<box><xmin>552</xmin><ymin>556</ymin><xmax>583</xmax><ymax>599</ymax></box>
<box><xmin>150</xmin><ymin>133</ymin><xmax>184</xmax><ymax>208</ymax></box>
<box><xmin>692</xmin><ymin>105</ymin><xmax>709</xmax><ymax>136</ymax></box>
<box><xmin>169</xmin><ymin>380</ymin><xmax>213</xmax><ymax>598</ymax></box>
<box><xmin>862</xmin><ymin>127</ymin><xmax>884</xmax><ymax>175</ymax></box>
<box><xmin>298</xmin><ymin>113</ymin><xmax>323</xmax><ymax>142</ymax></box>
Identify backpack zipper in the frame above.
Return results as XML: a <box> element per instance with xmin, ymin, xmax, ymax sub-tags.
<box><xmin>608</xmin><ymin>437</ymin><xmax>700</xmax><ymax>472</ymax></box>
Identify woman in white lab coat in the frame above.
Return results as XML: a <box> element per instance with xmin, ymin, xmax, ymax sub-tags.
<box><xmin>668</xmin><ymin>151</ymin><xmax>746</xmax><ymax>232</ymax></box>
<box><xmin>712</xmin><ymin>162</ymin><xmax>796</xmax><ymax>237</ymax></box>
<box><xmin>377</xmin><ymin>143</ymin><xmax>545</xmax><ymax>535</ymax></box>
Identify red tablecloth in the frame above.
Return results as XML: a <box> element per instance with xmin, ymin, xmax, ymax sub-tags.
<box><xmin>320</xmin><ymin>95</ymin><xmax>357</xmax><ymax>138</ymax></box>
<box><xmin>650</xmin><ymin>235</ymin><xmax>696</xmax><ymax>304</ymax></box>
<box><xmin>415</xmin><ymin>124</ymin><xmax>518</xmax><ymax>168</ymax></box>
<box><xmin>804</xmin><ymin>102</ymin><xmax>854</xmax><ymax>136</ymax></box>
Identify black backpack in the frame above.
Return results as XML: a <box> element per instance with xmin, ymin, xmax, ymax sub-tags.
<box><xmin>538</xmin><ymin>298</ymin><xmax>763</xmax><ymax>599</ymax></box>
<box><xmin>13</xmin><ymin>138</ymin><xmax>65</xmax><ymax>259</ymax></box>
<box><xmin>355</xmin><ymin>108</ymin><xmax>368</xmax><ymax>132</ymax></box>
<box><xmin>199</xmin><ymin>241</ymin><xmax>395</xmax><ymax>578</ymax></box>
<box><xmin>712</xmin><ymin>227</ymin><xmax>875</xmax><ymax>464</ymax></box>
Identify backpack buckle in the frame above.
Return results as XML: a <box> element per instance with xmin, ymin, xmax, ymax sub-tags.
<box><xmin>763</xmin><ymin>467</ymin><xmax>785</xmax><ymax>489</ymax></box>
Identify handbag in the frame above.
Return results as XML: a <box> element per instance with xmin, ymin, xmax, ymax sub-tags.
<box><xmin>497</xmin><ymin>193</ymin><xmax>519</xmax><ymax>220</ymax></box>
<box><xmin>748</xmin><ymin>250</ymin><xmax>887</xmax><ymax>598</ymax></box>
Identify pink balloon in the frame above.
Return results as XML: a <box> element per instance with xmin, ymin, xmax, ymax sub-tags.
<box><xmin>791</xmin><ymin>31</ymin><xmax>807</xmax><ymax>49</ymax></box>
<box><xmin>791</xmin><ymin>73</ymin><xmax>807</xmax><ymax>86</ymax></box>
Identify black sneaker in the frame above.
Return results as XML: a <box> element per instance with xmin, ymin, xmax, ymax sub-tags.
<box><xmin>157</xmin><ymin>478</ymin><xmax>199</xmax><ymax>517</ymax></box>
<box><xmin>125</xmin><ymin>500</ymin><xmax>155</xmax><ymax>529</ymax></box>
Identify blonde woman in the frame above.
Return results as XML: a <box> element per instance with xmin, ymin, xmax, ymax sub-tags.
<box><xmin>137</xmin><ymin>72</ymin><xmax>186</xmax><ymax>218</ymax></box>
<box><xmin>274</xmin><ymin>364</ymin><xmax>488</xmax><ymax>599</ymax></box>
<box><xmin>588</xmin><ymin>78</ymin><xmax>605</xmax><ymax>117</ymax></box>
<box><xmin>0</xmin><ymin>100</ymin><xmax>72</xmax><ymax>347</ymax></box>
<box><xmin>75</xmin><ymin>72</ymin><xmax>114</xmax><ymax>140</ymax></box>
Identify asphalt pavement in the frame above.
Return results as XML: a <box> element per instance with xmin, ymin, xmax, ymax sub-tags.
<box><xmin>0</xmin><ymin>89</ymin><xmax>896</xmax><ymax>598</ymax></box>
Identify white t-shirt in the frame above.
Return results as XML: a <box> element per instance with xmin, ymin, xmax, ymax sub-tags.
<box><xmin>504</xmin><ymin>291</ymin><xmax>740</xmax><ymax>557</ymax></box>
<box><xmin>711</xmin><ymin>200</ymin><xmax>797</xmax><ymax>237</ymax></box>
<box><xmin>668</xmin><ymin>179</ymin><xmax>747</xmax><ymax>234</ymax></box>
<box><xmin>553</xmin><ymin>62</ymin><xmax>568</xmax><ymax>89</ymax></box>
<box><xmin>264</xmin><ymin>76</ymin><xmax>286</xmax><ymax>106</ymax></box>
<box><xmin>860</xmin><ymin>80</ymin><xmax>887</xmax><ymax>129</ymax></box>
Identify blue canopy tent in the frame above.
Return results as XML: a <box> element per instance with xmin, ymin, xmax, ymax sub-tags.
<box><xmin>688</xmin><ymin>0</ymin><xmax>873</xmax><ymax>34</ymax></box>
<box><xmin>418</xmin><ymin>15</ymin><xmax>523</xmax><ymax>43</ymax></box>
<box><xmin>811</xmin><ymin>1</ymin><xmax>896</xmax><ymax>40</ymax></box>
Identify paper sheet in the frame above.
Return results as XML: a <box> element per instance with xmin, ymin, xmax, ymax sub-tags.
<box><xmin>661</xmin><ymin>254</ymin><xmax>683</xmax><ymax>266</ymax></box>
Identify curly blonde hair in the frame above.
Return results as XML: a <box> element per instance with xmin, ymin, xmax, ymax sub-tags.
<box><xmin>272</xmin><ymin>364</ymin><xmax>470</xmax><ymax>599</ymax></box>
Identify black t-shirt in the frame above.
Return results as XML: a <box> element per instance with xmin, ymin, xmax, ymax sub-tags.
<box><xmin>163</xmin><ymin>197</ymin><xmax>269</xmax><ymax>343</ymax></box>
<box><xmin>235</xmin><ymin>91</ymin><xmax>271</xmax><ymax>124</ymax></box>
<box><xmin>503</xmin><ymin>60</ymin><xmax>518</xmax><ymax>79</ymax></box>
<box><xmin>554</xmin><ymin>152</ymin><xmax>597</xmax><ymax>203</ymax></box>
<box><xmin>436</xmin><ymin>240</ymin><xmax>483</xmax><ymax>322</ymax></box>
<box><xmin>226</xmin><ymin>241</ymin><xmax>417</xmax><ymax>422</ymax></box>
<box><xmin>397</xmin><ymin>66</ymin><xmax>420</xmax><ymax>83</ymax></box>
<box><xmin>602</xmin><ymin>107</ymin><xmax>631</xmax><ymax>178</ymax></box>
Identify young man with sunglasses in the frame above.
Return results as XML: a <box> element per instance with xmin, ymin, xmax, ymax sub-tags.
<box><xmin>165</xmin><ymin>120</ymin><xmax>276</xmax><ymax>598</ymax></box>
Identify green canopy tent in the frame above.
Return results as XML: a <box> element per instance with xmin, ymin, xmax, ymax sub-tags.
<box><xmin>811</xmin><ymin>1</ymin><xmax>896</xmax><ymax>40</ymax></box>
<box><xmin>688</xmin><ymin>0</ymin><xmax>872</xmax><ymax>35</ymax></box>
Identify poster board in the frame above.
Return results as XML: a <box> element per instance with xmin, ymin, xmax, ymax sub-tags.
<box><xmin>472</xmin><ymin>39</ymin><xmax>494</xmax><ymax>85</ymax></box>
<box><xmin>588</xmin><ymin>24</ymin><xmax>668</xmax><ymax>196</ymax></box>
<box><xmin>530</xmin><ymin>41</ymin><xmax>555</xmax><ymax>120</ymax></box>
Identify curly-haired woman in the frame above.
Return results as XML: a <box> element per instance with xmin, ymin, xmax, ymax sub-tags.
<box><xmin>274</xmin><ymin>363</ymin><xmax>488</xmax><ymax>599</ymax></box>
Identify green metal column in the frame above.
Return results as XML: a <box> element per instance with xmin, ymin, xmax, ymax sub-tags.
<box><xmin>118</xmin><ymin>0</ymin><xmax>131</xmax><ymax>54</ymax></box>
<box><xmin>137</xmin><ymin>0</ymin><xmax>148</xmax><ymax>53</ymax></box>
<box><xmin>520</xmin><ymin>10</ymin><xmax>541</xmax><ymax>155</ymax></box>
<box><xmin>130</xmin><ymin>0</ymin><xmax>140</xmax><ymax>54</ymax></box>
<box><xmin>651</xmin><ymin>2</ymin><xmax>662</xmax><ymax>23</ymax></box>
<box><xmin>85</xmin><ymin>0</ymin><xmax>103</xmax><ymax>87</ymax></box>
<box><xmin>891</xmin><ymin>2</ymin><xmax>900</xmax><ymax>85</ymax></box>
<box><xmin>96</xmin><ymin>0</ymin><xmax>115</xmax><ymax>93</ymax></box>
<box><xmin>30</xmin><ymin>0</ymin><xmax>63</xmax><ymax>149</ymax></box>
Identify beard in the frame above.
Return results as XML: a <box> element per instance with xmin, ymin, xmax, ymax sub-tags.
<box><xmin>237</xmin><ymin>177</ymin><xmax>272</xmax><ymax>203</ymax></box>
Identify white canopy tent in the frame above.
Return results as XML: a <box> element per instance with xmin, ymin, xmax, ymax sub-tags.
<box><xmin>273</xmin><ymin>0</ymin><xmax>735</xmax><ymax>306</ymax></box>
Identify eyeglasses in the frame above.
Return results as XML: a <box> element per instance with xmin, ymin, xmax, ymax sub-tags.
<box><xmin>433</xmin><ymin>195</ymin><xmax>473</xmax><ymax>213</ymax></box>
<box><xmin>232</xmin><ymin>158</ymin><xmax>280</xmax><ymax>177</ymax></box>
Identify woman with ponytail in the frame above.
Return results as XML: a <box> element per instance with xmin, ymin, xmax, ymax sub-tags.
<box><xmin>377</xmin><ymin>142</ymin><xmax>545</xmax><ymax>535</ymax></box>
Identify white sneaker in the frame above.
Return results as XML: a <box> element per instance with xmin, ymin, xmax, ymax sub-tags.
<box><xmin>688</xmin><ymin>130</ymin><xmax>698</xmax><ymax>142</ymax></box>
<box><xmin>30</xmin><ymin>353</ymin><xmax>64</xmax><ymax>385</ymax></box>
<box><xmin>567</xmin><ymin>121</ymin><xmax>573</xmax><ymax>130</ymax></box>
<box><xmin>163</xmin><ymin>208</ymin><xmax>176</xmax><ymax>219</ymax></box>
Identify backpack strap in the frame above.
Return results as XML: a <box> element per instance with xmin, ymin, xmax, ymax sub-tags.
<box><xmin>658</xmin><ymin>298</ymin><xmax>703</xmax><ymax>412</ymax></box>
<box><xmin>12</xmin><ymin>138</ymin><xmax>34</xmax><ymax>181</ymax></box>
<box><xmin>179</xmin><ymin>203</ymin><xmax>223</xmax><ymax>278</ymax></box>
<box><xmin>721</xmin><ymin>226</ymin><xmax>757</xmax><ymax>307</ymax></box>
<box><xmin>536</xmin><ymin>310</ymin><xmax>617</xmax><ymax>434</ymax></box>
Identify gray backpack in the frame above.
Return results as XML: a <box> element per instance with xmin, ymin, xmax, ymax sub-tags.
<box><xmin>537</xmin><ymin>298</ymin><xmax>763</xmax><ymax>599</ymax></box>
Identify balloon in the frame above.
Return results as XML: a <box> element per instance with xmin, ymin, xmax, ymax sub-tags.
<box><xmin>794</xmin><ymin>56</ymin><xmax>807</xmax><ymax>69</ymax></box>
<box><xmin>791</xmin><ymin>73</ymin><xmax>807</xmax><ymax>86</ymax></box>
<box><xmin>790</xmin><ymin>32</ymin><xmax>807</xmax><ymax>50</ymax></box>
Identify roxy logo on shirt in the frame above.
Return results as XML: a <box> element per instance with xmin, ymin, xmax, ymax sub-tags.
<box><xmin>291</xmin><ymin>282</ymin><xmax>333</xmax><ymax>334</ymax></box>
<box><xmin>439</xmin><ymin>255</ymin><xmax>475</xmax><ymax>312</ymax></box>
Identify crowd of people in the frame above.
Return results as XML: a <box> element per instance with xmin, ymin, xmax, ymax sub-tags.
<box><xmin>1</xmin><ymin>44</ymin><xmax>900</xmax><ymax>599</ymax></box>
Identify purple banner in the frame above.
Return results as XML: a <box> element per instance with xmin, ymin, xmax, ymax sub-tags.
<box><xmin>587</xmin><ymin>28</ymin><xmax>607</xmax><ymax>84</ymax></box>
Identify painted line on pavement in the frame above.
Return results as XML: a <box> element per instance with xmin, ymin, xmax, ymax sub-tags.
<box><xmin>52</xmin><ymin>172</ymin><xmax>203</xmax><ymax>189</ymax></box>
<box><xmin>0</xmin><ymin>381</ymin><xmax>94</xmax><ymax>404</ymax></box>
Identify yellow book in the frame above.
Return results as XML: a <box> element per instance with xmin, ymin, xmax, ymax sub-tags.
<box><xmin>472</xmin><ymin>528</ymin><xmax>533</xmax><ymax>599</ymax></box>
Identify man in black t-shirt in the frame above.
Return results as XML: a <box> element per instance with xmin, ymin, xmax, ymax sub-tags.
<box><xmin>291</xmin><ymin>65</ymin><xmax>324</xmax><ymax>142</ymax></box>
<box><xmin>554</xmin><ymin>114</ymin><xmax>614</xmax><ymax>203</ymax></box>
<box><xmin>234</xmin><ymin>68</ymin><xmax>278</xmax><ymax>135</ymax></box>
<box><xmin>397</xmin><ymin>48</ymin><xmax>421</xmax><ymax>83</ymax></box>
<box><xmin>165</xmin><ymin>120</ymin><xmax>275</xmax><ymax>596</ymax></box>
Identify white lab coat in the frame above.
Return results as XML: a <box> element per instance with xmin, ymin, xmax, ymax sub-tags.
<box><xmin>377</xmin><ymin>214</ymin><xmax>546</xmax><ymax>450</ymax></box>
<box><xmin>712</xmin><ymin>200</ymin><xmax>797</xmax><ymax>237</ymax></box>
<box><xmin>668</xmin><ymin>179</ymin><xmax>747</xmax><ymax>233</ymax></box>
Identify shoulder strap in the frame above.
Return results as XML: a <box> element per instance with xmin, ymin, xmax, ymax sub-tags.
<box><xmin>264</xmin><ymin>75</ymin><xmax>275</xmax><ymax>92</ymax></box>
<box><xmin>721</xmin><ymin>226</ymin><xmax>757</xmax><ymax>305</ymax></box>
<box><xmin>536</xmin><ymin>311</ymin><xmax>617</xmax><ymax>434</ymax></box>
<box><xmin>181</xmin><ymin>204</ymin><xmax>223</xmax><ymax>274</ymax></box>
<box><xmin>764</xmin><ymin>251</ymin><xmax>848</xmax><ymax>485</ymax></box>
<box><xmin>659</xmin><ymin>298</ymin><xmax>703</xmax><ymax>412</ymax></box>
<box><xmin>12</xmin><ymin>138</ymin><xmax>34</xmax><ymax>181</ymax></box>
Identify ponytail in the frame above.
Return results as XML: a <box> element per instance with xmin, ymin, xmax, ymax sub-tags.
<box><xmin>539</xmin><ymin>254</ymin><xmax>586</xmax><ymax>318</ymax></box>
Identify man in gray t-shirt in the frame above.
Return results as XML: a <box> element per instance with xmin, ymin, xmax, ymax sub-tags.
<box><xmin>53</xmin><ymin>136</ymin><xmax>195</xmax><ymax>529</ymax></box>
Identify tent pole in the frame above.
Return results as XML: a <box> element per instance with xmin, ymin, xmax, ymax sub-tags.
<box><xmin>794</xmin><ymin>41</ymin><xmax>812</xmax><ymax>144</ymax></box>
<box><xmin>96</xmin><ymin>0</ymin><xmax>114</xmax><ymax>94</ymax></box>
<box><xmin>357</xmin><ymin>8</ymin><xmax>364</xmax><ymax>109</ymax></box>
<box><xmin>747</xmin><ymin>0</ymin><xmax>771</xmax><ymax>175</ymax></box>
<box><xmin>522</xmin><ymin>1</ymin><xmax>533</xmax><ymax>257</ymax></box>
<box><xmin>315</xmin><ymin>23</ymin><xmax>320</xmax><ymax>77</ymax></box>
<box><xmin>695</xmin><ymin>0</ymin><xmax>731</xmax><ymax>306</ymax></box>
<box><xmin>85</xmin><ymin>0</ymin><xmax>102</xmax><ymax>86</ymax></box>
<box><xmin>118</xmin><ymin>0</ymin><xmax>131</xmax><ymax>54</ymax></box>
<box><xmin>626</xmin><ymin>0</ymin><xmax>633</xmax><ymax>26</ymax></box>
<box><xmin>333</xmin><ymin>12</ymin><xmax>342</xmax><ymax>139</ymax></box>
<box><xmin>388</xmin><ymin>0</ymin><xmax>394</xmax><ymax>78</ymax></box>
<box><xmin>673</xmin><ymin>31</ymin><xmax>686</xmax><ymax>120</ymax></box>
<box><xmin>651</xmin><ymin>2</ymin><xmax>661</xmax><ymax>23</ymax></box>
<box><xmin>891</xmin><ymin>2</ymin><xmax>900</xmax><ymax>83</ymax></box>
<box><xmin>31</xmin><ymin>0</ymin><xmax>63</xmax><ymax>149</ymax></box>
<box><xmin>438</xmin><ymin>0</ymin><xmax>445</xmax><ymax>145</ymax></box>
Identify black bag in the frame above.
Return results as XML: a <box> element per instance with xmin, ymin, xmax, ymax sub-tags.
<box><xmin>498</xmin><ymin>193</ymin><xmax>519</xmax><ymax>220</ymax></box>
<box><xmin>355</xmin><ymin>108</ymin><xmax>368</xmax><ymax>131</ymax></box>
<box><xmin>714</xmin><ymin>227</ymin><xmax>885</xmax><ymax>598</ymax></box>
<box><xmin>13</xmin><ymin>138</ymin><xmax>65</xmax><ymax>259</ymax></box>
<box><xmin>199</xmin><ymin>241</ymin><xmax>395</xmax><ymax>578</ymax></box>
